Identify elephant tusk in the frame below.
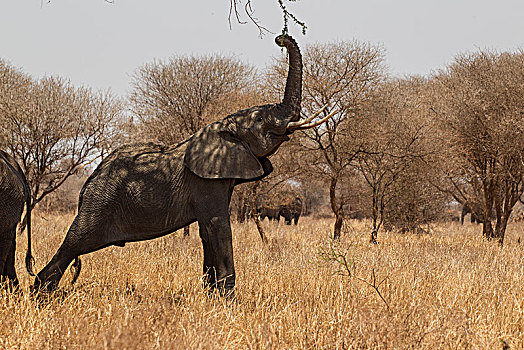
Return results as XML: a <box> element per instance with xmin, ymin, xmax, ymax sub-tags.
<box><xmin>287</xmin><ymin>109</ymin><xmax>338</xmax><ymax>131</ymax></box>
<box><xmin>287</xmin><ymin>104</ymin><xmax>328</xmax><ymax>129</ymax></box>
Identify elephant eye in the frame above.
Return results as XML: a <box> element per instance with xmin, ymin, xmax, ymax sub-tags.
<box><xmin>251</xmin><ymin>111</ymin><xmax>263</xmax><ymax>123</ymax></box>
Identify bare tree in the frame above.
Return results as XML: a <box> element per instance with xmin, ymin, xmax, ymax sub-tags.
<box><xmin>356</xmin><ymin>77</ymin><xmax>435</xmax><ymax>242</ymax></box>
<box><xmin>431</xmin><ymin>50</ymin><xmax>524</xmax><ymax>245</ymax></box>
<box><xmin>266</xmin><ymin>40</ymin><xmax>387</xmax><ymax>239</ymax></box>
<box><xmin>129</xmin><ymin>54</ymin><xmax>257</xmax><ymax>146</ymax></box>
<box><xmin>384</xmin><ymin>159</ymin><xmax>449</xmax><ymax>234</ymax></box>
<box><xmin>0</xmin><ymin>60</ymin><xmax>123</xmax><ymax>211</ymax></box>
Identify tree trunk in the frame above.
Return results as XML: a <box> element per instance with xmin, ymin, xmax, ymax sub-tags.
<box><xmin>492</xmin><ymin>178</ymin><xmax>522</xmax><ymax>246</ymax></box>
<box><xmin>236</xmin><ymin>196</ymin><xmax>243</xmax><ymax>223</ymax></box>
<box><xmin>251</xmin><ymin>182</ymin><xmax>268</xmax><ymax>244</ymax></box>
<box><xmin>482</xmin><ymin>220</ymin><xmax>494</xmax><ymax>240</ymax></box>
<box><xmin>334</xmin><ymin>214</ymin><xmax>343</xmax><ymax>240</ymax></box>
<box><xmin>494</xmin><ymin>209</ymin><xmax>512</xmax><ymax>246</ymax></box>
<box><xmin>330</xmin><ymin>176</ymin><xmax>343</xmax><ymax>240</ymax></box>
<box><xmin>370</xmin><ymin>188</ymin><xmax>380</xmax><ymax>243</ymax></box>
<box><xmin>237</xmin><ymin>206</ymin><xmax>244</xmax><ymax>223</ymax></box>
<box><xmin>237</xmin><ymin>191</ymin><xmax>247</xmax><ymax>223</ymax></box>
<box><xmin>481</xmin><ymin>177</ymin><xmax>521</xmax><ymax>246</ymax></box>
<box><xmin>183</xmin><ymin>225</ymin><xmax>190</xmax><ymax>237</ymax></box>
<box><xmin>481</xmin><ymin>185</ymin><xmax>495</xmax><ymax>240</ymax></box>
<box><xmin>494</xmin><ymin>222</ymin><xmax>507</xmax><ymax>246</ymax></box>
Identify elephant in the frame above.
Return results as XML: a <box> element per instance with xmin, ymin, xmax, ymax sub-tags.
<box><xmin>0</xmin><ymin>150</ymin><xmax>34</xmax><ymax>289</ymax></box>
<box><xmin>33</xmin><ymin>35</ymin><xmax>335</xmax><ymax>296</ymax></box>
<box><xmin>460</xmin><ymin>204</ymin><xmax>480</xmax><ymax>224</ymax></box>
<box><xmin>278</xmin><ymin>196</ymin><xmax>302</xmax><ymax>225</ymax></box>
<box><xmin>255</xmin><ymin>194</ymin><xmax>302</xmax><ymax>225</ymax></box>
<box><xmin>257</xmin><ymin>207</ymin><xmax>281</xmax><ymax>222</ymax></box>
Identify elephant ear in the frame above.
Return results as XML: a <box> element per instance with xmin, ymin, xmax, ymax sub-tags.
<box><xmin>184</xmin><ymin>122</ymin><xmax>264</xmax><ymax>179</ymax></box>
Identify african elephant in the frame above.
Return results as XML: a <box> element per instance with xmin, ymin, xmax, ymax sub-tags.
<box><xmin>34</xmin><ymin>35</ymin><xmax>334</xmax><ymax>296</ymax></box>
<box><xmin>257</xmin><ymin>207</ymin><xmax>281</xmax><ymax>222</ymax></box>
<box><xmin>461</xmin><ymin>204</ymin><xmax>480</xmax><ymax>224</ymax></box>
<box><xmin>279</xmin><ymin>196</ymin><xmax>302</xmax><ymax>225</ymax></box>
<box><xmin>0</xmin><ymin>150</ymin><xmax>34</xmax><ymax>289</ymax></box>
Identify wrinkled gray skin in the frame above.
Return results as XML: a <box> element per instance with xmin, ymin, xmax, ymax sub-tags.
<box><xmin>0</xmin><ymin>150</ymin><xmax>34</xmax><ymax>289</ymax></box>
<box><xmin>34</xmin><ymin>35</ymin><xmax>302</xmax><ymax>296</ymax></box>
<box><xmin>279</xmin><ymin>197</ymin><xmax>302</xmax><ymax>225</ymax></box>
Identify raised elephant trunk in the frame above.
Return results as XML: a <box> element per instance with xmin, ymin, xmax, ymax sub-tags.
<box><xmin>275</xmin><ymin>34</ymin><xmax>302</xmax><ymax>121</ymax></box>
<box><xmin>275</xmin><ymin>36</ymin><xmax>336</xmax><ymax>131</ymax></box>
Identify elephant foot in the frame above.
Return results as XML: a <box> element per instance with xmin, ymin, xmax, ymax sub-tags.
<box><xmin>32</xmin><ymin>248</ymin><xmax>77</xmax><ymax>295</ymax></box>
<box><xmin>208</xmin><ymin>286</ymin><xmax>235</xmax><ymax>300</ymax></box>
<box><xmin>31</xmin><ymin>278</ymin><xmax>59</xmax><ymax>296</ymax></box>
<box><xmin>207</xmin><ymin>286</ymin><xmax>235</xmax><ymax>300</ymax></box>
<box><xmin>32</xmin><ymin>266</ymin><xmax>66</xmax><ymax>296</ymax></box>
<box><xmin>203</xmin><ymin>272</ymin><xmax>235</xmax><ymax>299</ymax></box>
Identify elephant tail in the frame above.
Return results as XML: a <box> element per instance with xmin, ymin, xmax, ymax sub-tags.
<box><xmin>24</xmin><ymin>196</ymin><xmax>35</xmax><ymax>276</ymax></box>
<box><xmin>70</xmin><ymin>257</ymin><xmax>82</xmax><ymax>285</ymax></box>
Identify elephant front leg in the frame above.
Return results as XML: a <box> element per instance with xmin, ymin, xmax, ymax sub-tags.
<box><xmin>198</xmin><ymin>215</ymin><xmax>235</xmax><ymax>297</ymax></box>
<box><xmin>0</xmin><ymin>228</ymin><xmax>18</xmax><ymax>290</ymax></box>
<box><xmin>4</xmin><ymin>234</ymin><xmax>19</xmax><ymax>290</ymax></box>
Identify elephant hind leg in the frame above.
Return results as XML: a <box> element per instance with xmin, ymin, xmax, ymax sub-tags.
<box><xmin>33</xmin><ymin>217</ymin><xmax>109</xmax><ymax>293</ymax></box>
<box><xmin>33</xmin><ymin>247</ymin><xmax>77</xmax><ymax>293</ymax></box>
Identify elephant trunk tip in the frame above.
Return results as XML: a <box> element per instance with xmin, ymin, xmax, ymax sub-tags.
<box><xmin>275</xmin><ymin>34</ymin><xmax>284</xmax><ymax>47</ymax></box>
<box><xmin>275</xmin><ymin>34</ymin><xmax>295</xmax><ymax>48</ymax></box>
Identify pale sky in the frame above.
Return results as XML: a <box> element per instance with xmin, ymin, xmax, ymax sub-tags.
<box><xmin>1</xmin><ymin>0</ymin><xmax>523</xmax><ymax>96</ymax></box>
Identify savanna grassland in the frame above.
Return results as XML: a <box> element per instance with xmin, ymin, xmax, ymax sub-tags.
<box><xmin>1</xmin><ymin>213</ymin><xmax>523</xmax><ymax>349</ymax></box>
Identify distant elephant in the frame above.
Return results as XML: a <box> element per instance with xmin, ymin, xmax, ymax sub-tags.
<box><xmin>461</xmin><ymin>204</ymin><xmax>480</xmax><ymax>224</ymax></box>
<box><xmin>279</xmin><ymin>196</ymin><xmax>302</xmax><ymax>225</ymax></box>
<box><xmin>257</xmin><ymin>207</ymin><xmax>281</xmax><ymax>222</ymax></box>
<box><xmin>0</xmin><ymin>150</ymin><xmax>34</xmax><ymax>289</ymax></box>
<box><xmin>34</xmin><ymin>35</ymin><xmax>333</xmax><ymax>296</ymax></box>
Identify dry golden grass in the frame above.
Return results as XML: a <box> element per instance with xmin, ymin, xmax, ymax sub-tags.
<box><xmin>1</xmin><ymin>213</ymin><xmax>523</xmax><ymax>349</ymax></box>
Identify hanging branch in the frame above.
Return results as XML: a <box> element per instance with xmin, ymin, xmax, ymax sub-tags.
<box><xmin>229</xmin><ymin>0</ymin><xmax>306</xmax><ymax>37</ymax></box>
<box><xmin>229</xmin><ymin>0</ymin><xmax>271</xmax><ymax>37</ymax></box>
<box><xmin>277</xmin><ymin>0</ymin><xmax>307</xmax><ymax>35</ymax></box>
